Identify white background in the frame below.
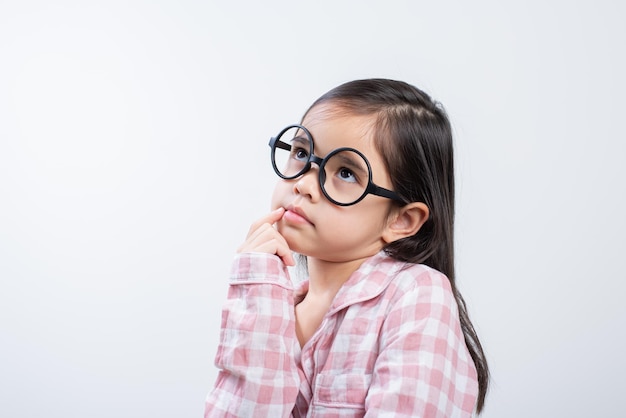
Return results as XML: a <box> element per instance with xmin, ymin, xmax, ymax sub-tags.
<box><xmin>1</xmin><ymin>1</ymin><xmax>624</xmax><ymax>417</ymax></box>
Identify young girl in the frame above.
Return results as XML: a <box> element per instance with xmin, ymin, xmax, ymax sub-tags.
<box><xmin>205</xmin><ymin>79</ymin><xmax>489</xmax><ymax>417</ymax></box>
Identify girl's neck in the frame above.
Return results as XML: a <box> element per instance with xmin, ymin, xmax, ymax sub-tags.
<box><xmin>305</xmin><ymin>256</ymin><xmax>370</xmax><ymax>300</ymax></box>
<box><xmin>294</xmin><ymin>254</ymin><xmax>374</xmax><ymax>348</ymax></box>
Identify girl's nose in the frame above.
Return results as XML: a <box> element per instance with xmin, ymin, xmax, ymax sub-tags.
<box><xmin>292</xmin><ymin>167</ymin><xmax>321</xmax><ymax>202</ymax></box>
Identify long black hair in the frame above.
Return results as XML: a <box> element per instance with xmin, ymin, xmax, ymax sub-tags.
<box><xmin>304</xmin><ymin>78</ymin><xmax>489</xmax><ymax>413</ymax></box>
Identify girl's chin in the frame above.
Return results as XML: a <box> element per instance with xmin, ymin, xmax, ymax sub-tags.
<box><xmin>277</xmin><ymin>230</ymin><xmax>304</xmax><ymax>255</ymax></box>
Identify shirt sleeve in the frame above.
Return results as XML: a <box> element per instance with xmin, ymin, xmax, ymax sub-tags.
<box><xmin>364</xmin><ymin>269</ymin><xmax>478</xmax><ymax>417</ymax></box>
<box><xmin>204</xmin><ymin>253</ymin><xmax>301</xmax><ymax>418</ymax></box>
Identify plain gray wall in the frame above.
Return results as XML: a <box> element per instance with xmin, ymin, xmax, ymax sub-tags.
<box><xmin>1</xmin><ymin>1</ymin><xmax>624</xmax><ymax>417</ymax></box>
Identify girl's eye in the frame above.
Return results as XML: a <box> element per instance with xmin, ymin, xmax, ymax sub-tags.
<box><xmin>292</xmin><ymin>147</ymin><xmax>309</xmax><ymax>161</ymax></box>
<box><xmin>338</xmin><ymin>167</ymin><xmax>357</xmax><ymax>183</ymax></box>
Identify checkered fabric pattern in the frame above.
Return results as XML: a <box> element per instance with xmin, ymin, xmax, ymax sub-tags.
<box><xmin>205</xmin><ymin>251</ymin><xmax>478</xmax><ymax>417</ymax></box>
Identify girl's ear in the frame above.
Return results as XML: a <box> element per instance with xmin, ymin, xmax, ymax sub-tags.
<box><xmin>382</xmin><ymin>202</ymin><xmax>429</xmax><ymax>244</ymax></box>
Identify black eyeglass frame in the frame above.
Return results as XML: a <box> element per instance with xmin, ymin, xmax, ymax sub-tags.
<box><xmin>268</xmin><ymin>124</ymin><xmax>407</xmax><ymax>206</ymax></box>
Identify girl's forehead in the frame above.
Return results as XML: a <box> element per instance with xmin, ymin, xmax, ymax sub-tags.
<box><xmin>301</xmin><ymin>104</ymin><xmax>377</xmax><ymax>149</ymax></box>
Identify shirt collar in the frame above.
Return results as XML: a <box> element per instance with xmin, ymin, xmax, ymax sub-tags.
<box><xmin>294</xmin><ymin>251</ymin><xmax>405</xmax><ymax>313</ymax></box>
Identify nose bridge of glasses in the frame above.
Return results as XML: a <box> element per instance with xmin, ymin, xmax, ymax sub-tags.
<box><xmin>304</xmin><ymin>154</ymin><xmax>326</xmax><ymax>186</ymax></box>
<box><xmin>297</xmin><ymin>154</ymin><xmax>322</xmax><ymax>182</ymax></box>
<box><xmin>309</xmin><ymin>154</ymin><xmax>324</xmax><ymax>168</ymax></box>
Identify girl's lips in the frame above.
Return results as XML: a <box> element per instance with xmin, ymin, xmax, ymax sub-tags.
<box><xmin>283</xmin><ymin>207</ymin><xmax>312</xmax><ymax>225</ymax></box>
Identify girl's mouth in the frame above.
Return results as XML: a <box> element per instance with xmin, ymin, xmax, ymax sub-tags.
<box><xmin>283</xmin><ymin>206</ymin><xmax>313</xmax><ymax>225</ymax></box>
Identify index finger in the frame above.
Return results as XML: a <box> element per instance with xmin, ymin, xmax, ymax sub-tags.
<box><xmin>247</xmin><ymin>207</ymin><xmax>285</xmax><ymax>236</ymax></box>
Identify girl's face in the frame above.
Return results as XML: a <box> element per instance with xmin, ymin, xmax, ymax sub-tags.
<box><xmin>271</xmin><ymin>103</ymin><xmax>396</xmax><ymax>263</ymax></box>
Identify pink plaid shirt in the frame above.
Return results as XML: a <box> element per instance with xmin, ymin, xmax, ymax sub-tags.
<box><xmin>205</xmin><ymin>251</ymin><xmax>478</xmax><ymax>417</ymax></box>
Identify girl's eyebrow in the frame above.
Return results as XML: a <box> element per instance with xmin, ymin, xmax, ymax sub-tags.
<box><xmin>334</xmin><ymin>152</ymin><xmax>368</xmax><ymax>176</ymax></box>
<box><xmin>289</xmin><ymin>136</ymin><xmax>311</xmax><ymax>147</ymax></box>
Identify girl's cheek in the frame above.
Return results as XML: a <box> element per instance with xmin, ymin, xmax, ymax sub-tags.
<box><xmin>270</xmin><ymin>181</ymin><xmax>286</xmax><ymax>209</ymax></box>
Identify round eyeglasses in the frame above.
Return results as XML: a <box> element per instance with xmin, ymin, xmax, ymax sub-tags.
<box><xmin>268</xmin><ymin>124</ymin><xmax>406</xmax><ymax>206</ymax></box>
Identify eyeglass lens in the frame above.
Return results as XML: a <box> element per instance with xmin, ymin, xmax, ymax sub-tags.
<box><xmin>272</xmin><ymin>126</ymin><xmax>371</xmax><ymax>205</ymax></box>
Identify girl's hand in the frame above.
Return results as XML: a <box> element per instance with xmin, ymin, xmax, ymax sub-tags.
<box><xmin>237</xmin><ymin>207</ymin><xmax>295</xmax><ymax>266</ymax></box>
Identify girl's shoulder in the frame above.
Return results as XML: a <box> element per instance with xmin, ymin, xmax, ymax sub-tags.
<box><xmin>374</xmin><ymin>253</ymin><xmax>455</xmax><ymax>306</ymax></box>
<box><xmin>367</xmin><ymin>251</ymin><xmax>450</xmax><ymax>288</ymax></box>
<box><xmin>343</xmin><ymin>251</ymin><xmax>453</xmax><ymax>305</ymax></box>
<box><xmin>396</xmin><ymin>260</ymin><xmax>450</xmax><ymax>289</ymax></box>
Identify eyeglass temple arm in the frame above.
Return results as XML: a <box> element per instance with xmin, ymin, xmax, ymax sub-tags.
<box><xmin>269</xmin><ymin>137</ymin><xmax>291</xmax><ymax>151</ymax></box>
<box><xmin>368</xmin><ymin>184</ymin><xmax>407</xmax><ymax>204</ymax></box>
